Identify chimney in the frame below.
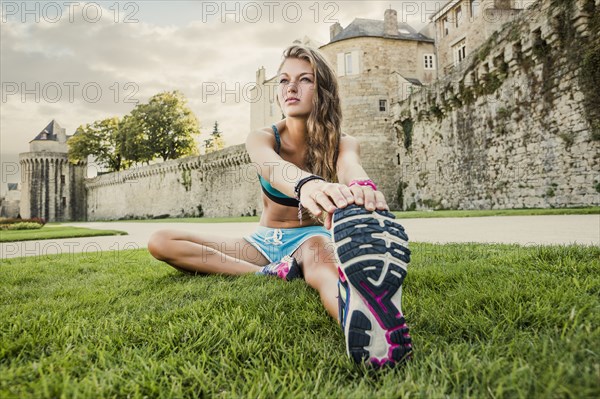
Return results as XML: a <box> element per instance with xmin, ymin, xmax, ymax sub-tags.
<box><xmin>53</xmin><ymin>120</ymin><xmax>67</xmax><ymax>143</ymax></box>
<box><xmin>57</xmin><ymin>126</ymin><xmax>66</xmax><ymax>143</ymax></box>
<box><xmin>384</xmin><ymin>9</ymin><xmax>398</xmax><ymax>37</ymax></box>
<box><xmin>256</xmin><ymin>66</ymin><xmax>265</xmax><ymax>84</ymax></box>
<box><xmin>330</xmin><ymin>22</ymin><xmax>342</xmax><ymax>40</ymax></box>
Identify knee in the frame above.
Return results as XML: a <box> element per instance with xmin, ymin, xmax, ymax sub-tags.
<box><xmin>299</xmin><ymin>237</ymin><xmax>338</xmax><ymax>287</ymax></box>
<box><xmin>147</xmin><ymin>230</ymin><xmax>172</xmax><ymax>261</ymax></box>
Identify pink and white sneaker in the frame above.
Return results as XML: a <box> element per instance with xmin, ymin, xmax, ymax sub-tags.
<box><xmin>257</xmin><ymin>255</ymin><xmax>302</xmax><ymax>281</ymax></box>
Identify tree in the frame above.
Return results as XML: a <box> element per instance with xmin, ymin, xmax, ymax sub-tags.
<box><xmin>120</xmin><ymin>113</ymin><xmax>155</xmax><ymax>166</ymax></box>
<box><xmin>126</xmin><ymin>91</ymin><xmax>200</xmax><ymax>162</ymax></box>
<box><xmin>67</xmin><ymin>117</ymin><xmax>131</xmax><ymax>171</ymax></box>
<box><xmin>204</xmin><ymin>121</ymin><xmax>226</xmax><ymax>154</ymax></box>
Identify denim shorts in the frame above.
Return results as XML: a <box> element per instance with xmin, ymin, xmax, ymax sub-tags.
<box><xmin>243</xmin><ymin>225</ymin><xmax>332</xmax><ymax>263</ymax></box>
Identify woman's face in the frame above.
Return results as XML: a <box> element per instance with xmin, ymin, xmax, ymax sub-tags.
<box><xmin>277</xmin><ymin>58</ymin><xmax>315</xmax><ymax>118</ymax></box>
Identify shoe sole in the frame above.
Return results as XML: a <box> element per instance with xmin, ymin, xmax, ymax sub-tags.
<box><xmin>331</xmin><ymin>204</ymin><xmax>412</xmax><ymax>367</ymax></box>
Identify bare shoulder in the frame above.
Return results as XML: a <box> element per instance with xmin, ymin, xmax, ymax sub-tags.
<box><xmin>246</xmin><ymin>125</ymin><xmax>279</xmax><ymax>153</ymax></box>
<box><xmin>247</xmin><ymin>125</ymin><xmax>276</xmax><ymax>142</ymax></box>
<box><xmin>251</xmin><ymin>125</ymin><xmax>276</xmax><ymax>136</ymax></box>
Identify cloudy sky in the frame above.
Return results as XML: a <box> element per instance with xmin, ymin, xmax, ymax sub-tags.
<box><xmin>1</xmin><ymin>0</ymin><xmax>446</xmax><ymax>195</ymax></box>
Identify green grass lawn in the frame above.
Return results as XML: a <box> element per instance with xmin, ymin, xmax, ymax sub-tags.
<box><xmin>62</xmin><ymin>206</ymin><xmax>599</xmax><ymax>224</ymax></box>
<box><xmin>0</xmin><ymin>226</ymin><xmax>128</xmax><ymax>243</ymax></box>
<box><xmin>1</xmin><ymin>243</ymin><xmax>598</xmax><ymax>398</ymax></box>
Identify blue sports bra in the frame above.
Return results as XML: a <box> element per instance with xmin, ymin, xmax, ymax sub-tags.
<box><xmin>258</xmin><ymin>125</ymin><xmax>300</xmax><ymax>207</ymax></box>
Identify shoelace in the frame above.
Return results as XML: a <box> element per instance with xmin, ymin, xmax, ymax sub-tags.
<box><xmin>264</xmin><ymin>228</ymin><xmax>283</xmax><ymax>245</ymax></box>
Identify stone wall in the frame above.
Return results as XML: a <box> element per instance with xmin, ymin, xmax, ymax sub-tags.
<box><xmin>392</xmin><ymin>0</ymin><xmax>600</xmax><ymax>210</ymax></box>
<box><xmin>85</xmin><ymin>144</ymin><xmax>263</xmax><ymax>220</ymax></box>
<box><xmin>0</xmin><ymin>198</ymin><xmax>20</xmax><ymax>218</ymax></box>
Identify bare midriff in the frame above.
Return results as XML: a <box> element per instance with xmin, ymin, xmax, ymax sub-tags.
<box><xmin>259</xmin><ymin>193</ymin><xmax>322</xmax><ymax>228</ymax></box>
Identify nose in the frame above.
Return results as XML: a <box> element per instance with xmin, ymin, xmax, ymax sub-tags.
<box><xmin>286</xmin><ymin>81</ymin><xmax>298</xmax><ymax>94</ymax></box>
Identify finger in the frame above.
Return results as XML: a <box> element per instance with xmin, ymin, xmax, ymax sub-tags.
<box><xmin>339</xmin><ymin>185</ymin><xmax>355</xmax><ymax>205</ymax></box>
<box><xmin>363</xmin><ymin>187</ymin><xmax>377</xmax><ymax>211</ymax></box>
<box><xmin>324</xmin><ymin>212</ymin><xmax>332</xmax><ymax>230</ymax></box>
<box><xmin>324</xmin><ymin>186</ymin><xmax>349</xmax><ymax>208</ymax></box>
<box><xmin>301</xmin><ymin>196</ymin><xmax>324</xmax><ymax>217</ymax></box>
<box><xmin>350</xmin><ymin>185</ymin><xmax>364</xmax><ymax>205</ymax></box>
<box><xmin>313</xmin><ymin>191</ymin><xmax>336</xmax><ymax>213</ymax></box>
<box><xmin>374</xmin><ymin>191</ymin><xmax>389</xmax><ymax>210</ymax></box>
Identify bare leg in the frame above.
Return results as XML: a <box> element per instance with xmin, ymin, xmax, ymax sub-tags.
<box><xmin>148</xmin><ymin>229</ymin><xmax>270</xmax><ymax>275</ymax></box>
<box><xmin>293</xmin><ymin>235</ymin><xmax>340</xmax><ymax>321</ymax></box>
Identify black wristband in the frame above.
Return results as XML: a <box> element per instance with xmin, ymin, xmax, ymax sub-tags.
<box><xmin>294</xmin><ymin>175</ymin><xmax>325</xmax><ymax>200</ymax></box>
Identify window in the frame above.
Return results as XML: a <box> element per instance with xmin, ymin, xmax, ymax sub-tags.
<box><xmin>442</xmin><ymin>17</ymin><xmax>449</xmax><ymax>36</ymax></box>
<box><xmin>345</xmin><ymin>53</ymin><xmax>353</xmax><ymax>75</ymax></box>
<box><xmin>379</xmin><ymin>100</ymin><xmax>387</xmax><ymax>112</ymax></box>
<box><xmin>424</xmin><ymin>54</ymin><xmax>435</xmax><ymax>70</ymax></box>
<box><xmin>453</xmin><ymin>39</ymin><xmax>467</xmax><ymax>65</ymax></box>
<box><xmin>60</xmin><ymin>175</ymin><xmax>65</xmax><ymax>184</ymax></box>
<box><xmin>455</xmin><ymin>6</ymin><xmax>462</xmax><ymax>27</ymax></box>
<box><xmin>470</xmin><ymin>0</ymin><xmax>480</xmax><ymax>18</ymax></box>
<box><xmin>61</xmin><ymin>197</ymin><xmax>66</xmax><ymax>207</ymax></box>
<box><xmin>337</xmin><ymin>51</ymin><xmax>360</xmax><ymax>76</ymax></box>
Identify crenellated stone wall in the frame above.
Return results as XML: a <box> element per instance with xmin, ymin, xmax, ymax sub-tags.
<box><xmin>392</xmin><ymin>0</ymin><xmax>600</xmax><ymax>210</ymax></box>
<box><xmin>85</xmin><ymin>144</ymin><xmax>264</xmax><ymax>220</ymax></box>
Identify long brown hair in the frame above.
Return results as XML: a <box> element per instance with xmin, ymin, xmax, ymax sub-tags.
<box><xmin>276</xmin><ymin>44</ymin><xmax>343</xmax><ymax>183</ymax></box>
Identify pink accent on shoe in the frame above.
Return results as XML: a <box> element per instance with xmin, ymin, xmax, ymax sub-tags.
<box><xmin>361</xmin><ymin>295</ymin><xmax>386</xmax><ymax>329</ymax></box>
<box><xmin>356</xmin><ymin>292</ymin><xmax>412</xmax><ymax>365</ymax></box>
<box><xmin>337</xmin><ymin>266</ymin><xmax>346</xmax><ymax>282</ymax></box>
<box><xmin>277</xmin><ymin>263</ymin><xmax>290</xmax><ymax>279</ymax></box>
<box><xmin>359</xmin><ymin>282</ymin><xmax>389</xmax><ymax>313</ymax></box>
<box><xmin>384</xmin><ymin>328</ymin><xmax>401</xmax><ymax>362</ymax></box>
<box><xmin>370</xmin><ymin>358</ymin><xmax>389</xmax><ymax>367</ymax></box>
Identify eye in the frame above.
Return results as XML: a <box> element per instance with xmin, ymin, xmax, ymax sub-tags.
<box><xmin>301</xmin><ymin>77</ymin><xmax>312</xmax><ymax>82</ymax></box>
<box><xmin>279</xmin><ymin>78</ymin><xmax>288</xmax><ymax>84</ymax></box>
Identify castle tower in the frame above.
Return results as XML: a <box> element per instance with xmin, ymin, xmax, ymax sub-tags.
<box><xmin>19</xmin><ymin>120</ymin><xmax>87</xmax><ymax>222</ymax></box>
<box><xmin>318</xmin><ymin>9</ymin><xmax>435</xmax><ymax>209</ymax></box>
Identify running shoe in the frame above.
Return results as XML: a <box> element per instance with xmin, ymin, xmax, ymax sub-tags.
<box><xmin>256</xmin><ymin>255</ymin><xmax>302</xmax><ymax>281</ymax></box>
<box><xmin>332</xmin><ymin>204</ymin><xmax>412</xmax><ymax>367</ymax></box>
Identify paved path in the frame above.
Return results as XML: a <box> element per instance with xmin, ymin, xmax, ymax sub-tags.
<box><xmin>1</xmin><ymin>215</ymin><xmax>598</xmax><ymax>260</ymax></box>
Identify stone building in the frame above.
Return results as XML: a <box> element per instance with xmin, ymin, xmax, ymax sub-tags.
<box><xmin>19</xmin><ymin>120</ymin><xmax>87</xmax><ymax>222</ymax></box>
<box><xmin>431</xmin><ymin>0</ymin><xmax>524</xmax><ymax>76</ymax></box>
<box><xmin>251</xmin><ymin>8</ymin><xmax>436</xmax><ymax>208</ymax></box>
<box><xmin>0</xmin><ymin>183</ymin><xmax>21</xmax><ymax>218</ymax></box>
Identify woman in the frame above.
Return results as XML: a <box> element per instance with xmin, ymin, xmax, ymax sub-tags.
<box><xmin>148</xmin><ymin>44</ymin><xmax>412</xmax><ymax>367</ymax></box>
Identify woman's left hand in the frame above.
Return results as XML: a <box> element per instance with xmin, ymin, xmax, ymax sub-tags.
<box><xmin>323</xmin><ymin>184</ymin><xmax>389</xmax><ymax>229</ymax></box>
<box><xmin>347</xmin><ymin>184</ymin><xmax>389</xmax><ymax>212</ymax></box>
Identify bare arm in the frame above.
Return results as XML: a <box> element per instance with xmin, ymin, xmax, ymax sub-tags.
<box><xmin>336</xmin><ymin>134</ymin><xmax>369</xmax><ymax>185</ymax></box>
<box><xmin>245</xmin><ymin>128</ymin><xmax>312</xmax><ymax>199</ymax></box>
<box><xmin>246</xmin><ymin>129</ymin><xmax>387</xmax><ymax>228</ymax></box>
<box><xmin>336</xmin><ymin>135</ymin><xmax>389</xmax><ymax>211</ymax></box>
<box><xmin>246</xmin><ymin>128</ymin><xmax>351</xmax><ymax>224</ymax></box>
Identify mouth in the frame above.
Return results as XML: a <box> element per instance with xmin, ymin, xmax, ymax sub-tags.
<box><xmin>286</xmin><ymin>97</ymin><xmax>300</xmax><ymax>103</ymax></box>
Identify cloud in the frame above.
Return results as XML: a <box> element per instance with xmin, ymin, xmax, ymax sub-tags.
<box><xmin>1</xmin><ymin>0</ymin><xmax>447</xmax><ymax>195</ymax></box>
